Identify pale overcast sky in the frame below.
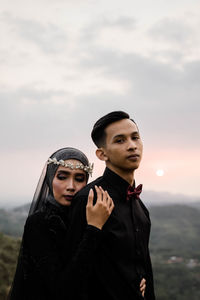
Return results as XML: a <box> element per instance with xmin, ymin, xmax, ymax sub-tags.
<box><xmin>0</xmin><ymin>0</ymin><xmax>200</xmax><ymax>206</ymax></box>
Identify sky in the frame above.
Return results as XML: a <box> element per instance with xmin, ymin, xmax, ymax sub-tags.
<box><xmin>0</xmin><ymin>0</ymin><xmax>200</xmax><ymax>207</ymax></box>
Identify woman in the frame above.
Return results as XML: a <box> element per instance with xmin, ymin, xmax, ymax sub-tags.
<box><xmin>9</xmin><ymin>147</ymin><xmax>114</xmax><ymax>300</ymax></box>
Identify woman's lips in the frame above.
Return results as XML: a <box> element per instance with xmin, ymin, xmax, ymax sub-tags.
<box><xmin>63</xmin><ymin>195</ymin><xmax>74</xmax><ymax>201</ymax></box>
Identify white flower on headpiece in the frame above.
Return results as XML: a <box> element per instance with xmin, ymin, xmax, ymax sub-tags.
<box><xmin>59</xmin><ymin>159</ymin><xmax>65</xmax><ymax>166</ymax></box>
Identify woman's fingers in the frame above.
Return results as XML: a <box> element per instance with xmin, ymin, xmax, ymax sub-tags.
<box><xmin>95</xmin><ymin>186</ymin><xmax>114</xmax><ymax>213</ymax></box>
<box><xmin>140</xmin><ymin>278</ymin><xmax>146</xmax><ymax>287</ymax></box>
<box><xmin>140</xmin><ymin>278</ymin><xmax>146</xmax><ymax>297</ymax></box>
<box><xmin>141</xmin><ymin>289</ymin><xmax>145</xmax><ymax>297</ymax></box>
<box><xmin>87</xmin><ymin>189</ymin><xmax>94</xmax><ymax>207</ymax></box>
<box><xmin>95</xmin><ymin>185</ymin><xmax>103</xmax><ymax>202</ymax></box>
<box><xmin>109</xmin><ymin>198</ymin><xmax>115</xmax><ymax>213</ymax></box>
<box><xmin>99</xmin><ymin>186</ymin><xmax>107</xmax><ymax>203</ymax></box>
<box><xmin>86</xmin><ymin>186</ymin><xmax>114</xmax><ymax>229</ymax></box>
<box><xmin>105</xmin><ymin>191</ymin><xmax>111</xmax><ymax>206</ymax></box>
<box><xmin>96</xmin><ymin>186</ymin><xmax>108</xmax><ymax>203</ymax></box>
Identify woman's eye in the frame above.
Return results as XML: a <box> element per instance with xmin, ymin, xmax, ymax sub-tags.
<box><xmin>57</xmin><ymin>174</ymin><xmax>67</xmax><ymax>180</ymax></box>
<box><xmin>75</xmin><ymin>176</ymin><xmax>85</xmax><ymax>182</ymax></box>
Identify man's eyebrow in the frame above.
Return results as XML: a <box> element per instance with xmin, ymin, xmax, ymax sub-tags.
<box><xmin>113</xmin><ymin>131</ymin><xmax>139</xmax><ymax>139</ymax></box>
<box><xmin>113</xmin><ymin>134</ymin><xmax>126</xmax><ymax>139</ymax></box>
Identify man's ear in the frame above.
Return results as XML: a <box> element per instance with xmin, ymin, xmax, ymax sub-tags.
<box><xmin>96</xmin><ymin>148</ymin><xmax>108</xmax><ymax>161</ymax></box>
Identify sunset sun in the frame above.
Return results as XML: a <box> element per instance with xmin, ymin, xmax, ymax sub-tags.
<box><xmin>156</xmin><ymin>169</ymin><xmax>164</xmax><ymax>177</ymax></box>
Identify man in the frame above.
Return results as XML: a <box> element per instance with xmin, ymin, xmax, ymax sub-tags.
<box><xmin>68</xmin><ymin>111</ymin><xmax>155</xmax><ymax>300</ymax></box>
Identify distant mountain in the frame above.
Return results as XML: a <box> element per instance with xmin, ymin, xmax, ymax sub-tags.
<box><xmin>0</xmin><ymin>232</ymin><xmax>21</xmax><ymax>299</ymax></box>
<box><xmin>142</xmin><ymin>190</ymin><xmax>200</xmax><ymax>207</ymax></box>
<box><xmin>1</xmin><ymin>190</ymin><xmax>200</xmax><ymax>210</ymax></box>
<box><xmin>0</xmin><ymin>189</ymin><xmax>200</xmax><ymax>238</ymax></box>
<box><xmin>0</xmin><ymin>208</ymin><xmax>27</xmax><ymax>237</ymax></box>
<box><xmin>12</xmin><ymin>203</ymin><xmax>30</xmax><ymax>215</ymax></box>
<box><xmin>149</xmin><ymin>204</ymin><xmax>200</xmax><ymax>256</ymax></box>
<box><xmin>0</xmin><ymin>196</ymin><xmax>31</xmax><ymax>209</ymax></box>
<box><xmin>1</xmin><ymin>201</ymin><xmax>200</xmax><ymax>300</ymax></box>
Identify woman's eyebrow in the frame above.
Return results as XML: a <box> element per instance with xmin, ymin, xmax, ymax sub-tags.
<box><xmin>57</xmin><ymin>170</ymin><xmax>85</xmax><ymax>176</ymax></box>
<box><xmin>57</xmin><ymin>170</ymin><xmax>70</xmax><ymax>175</ymax></box>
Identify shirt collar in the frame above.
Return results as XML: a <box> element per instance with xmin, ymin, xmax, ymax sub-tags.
<box><xmin>103</xmin><ymin>167</ymin><xmax>135</xmax><ymax>200</ymax></box>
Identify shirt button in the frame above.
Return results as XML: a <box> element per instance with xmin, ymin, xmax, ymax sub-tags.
<box><xmin>135</xmin><ymin>228</ymin><xmax>139</xmax><ymax>232</ymax></box>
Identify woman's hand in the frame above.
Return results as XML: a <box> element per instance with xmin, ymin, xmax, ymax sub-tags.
<box><xmin>86</xmin><ymin>185</ymin><xmax>114</xmax><ymax>230</ymax></box>
<box><xmin>140</xmin><ymin>278</ymin><xmax>146</xmax><ymax>297</ymax></box>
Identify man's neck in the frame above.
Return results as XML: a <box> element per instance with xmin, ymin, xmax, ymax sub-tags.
<box><xmin>106</xmin><ymin>163</ymin><xmax>135</xmax><ymax>186</ymax></box>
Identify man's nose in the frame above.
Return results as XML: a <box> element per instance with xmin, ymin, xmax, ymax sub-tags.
<box><xmin>127</xmin><ymin>138</ymin><xmax>137</xmax><ymax>150</ymax></box>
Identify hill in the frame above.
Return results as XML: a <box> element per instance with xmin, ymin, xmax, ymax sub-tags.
<box><xmin>0</xmin><ymin>208</ymin><xmax>27</xmax><ymax>237</ymax></box>
<box><xmin>150</xmin><ymin>205</ymin><xmax>200</xmax><ymax>256</ymax></box>
<box><xmin>0</xmin><ymin>233</ymin><xmax>21</xmax><ymax>299</ymax></box>
<box><xmin>0</xmin><ymin>203</ymin><xmax>200</xmax><ymax>300</ymax></box>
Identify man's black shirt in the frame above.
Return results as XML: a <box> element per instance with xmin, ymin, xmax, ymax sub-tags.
<box><xmin>68</xmin><ymin>167</ymin><xmax>155</xmax><ymax>300</ymax></box>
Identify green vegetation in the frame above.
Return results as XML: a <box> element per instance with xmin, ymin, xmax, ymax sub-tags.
<box><xmin>153</xmin><ymin>263</ymin><xmax>200</xmax><ymax>300</ymax></box>
<box><xmin>0</xmin><ymin>204</ymin><xmax>200</xmax><ymax>299</ymax></box>
<box><xmin>0</xmin><ymin>233</ymin><xmax>21</xmax><ymax>300</ymax></box>
<box><xmin>0</xmin><ymin>209</ymin><xmax>26</xmax><ymax>237</ymax></box>
<box><xmin>149</xmin><ymin>205</ymin><xmax>200</xmax><ymax>300</ymax></box>
<box><xmin>150</xmin><ymin>205</ymin><xmax>200</xmax><ymax>256</ymax></box>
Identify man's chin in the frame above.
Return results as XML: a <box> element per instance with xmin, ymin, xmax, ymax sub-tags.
<box><xmin>126</xmin><ymin>163</ymin><xmax>140</xmax><ymax>171</ymax></box>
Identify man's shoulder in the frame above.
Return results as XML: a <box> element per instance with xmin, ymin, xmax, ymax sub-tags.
<box><xmin>76</xmin><ymin>175</ymin><xmax>104</xmax><ymax>197</ymax></box>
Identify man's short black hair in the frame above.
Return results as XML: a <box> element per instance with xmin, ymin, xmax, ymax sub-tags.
<box><xmin>91</xmin><ymin>111</ymin><xmax>136</xmax><ymax>147</ymax></box>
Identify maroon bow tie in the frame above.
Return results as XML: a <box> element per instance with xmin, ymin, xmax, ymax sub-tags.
<box><xmin>126</xmin><ymin>184</ymin><xmax>143</xmax><ymax>201</ymax></box>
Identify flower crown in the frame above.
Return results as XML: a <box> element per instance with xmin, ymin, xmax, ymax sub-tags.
<box><xmin>47</xmin><ymin>157</ymin><xmax>93</xmax><ymax>177</ymax></box>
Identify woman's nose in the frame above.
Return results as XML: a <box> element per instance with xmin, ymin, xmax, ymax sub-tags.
<box><xmin>66</xmin><ymin>178</ymin><xmax>75</xmax><ymax>191</ymax></box>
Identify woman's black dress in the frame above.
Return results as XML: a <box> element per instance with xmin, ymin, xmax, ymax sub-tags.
<box><xmin>9</xmin><ymin>201</ymin><xmax>100</xmax><ymax>300</ymax></box>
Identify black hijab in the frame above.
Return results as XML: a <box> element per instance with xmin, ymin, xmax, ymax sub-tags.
<box><xmin>29</xmin><ymin>147</ymin><xmax>91</xmax><ymax>215</ymax></box>
<box><xmin>8</xmin><ymin>147</ymin><xmax>91</xmax><ymax>300</ymax></box>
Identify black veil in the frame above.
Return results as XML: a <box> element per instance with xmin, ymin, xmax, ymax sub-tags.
<box><xmin>29</xmin><ymin>147</ymin><xmax>91</xmax><ymax>216</ymax></box>
<box><xmin>8</xmin><ymin>147</ymin><xmax>92</xmax><ymax>299</ymax></box>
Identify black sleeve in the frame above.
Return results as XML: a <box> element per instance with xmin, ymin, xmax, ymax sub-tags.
<box><xmin>23</xmin><ymin>199</ymin><xmax>101</xmax><ymax>300</ymax></box>
<box><xmin>57</xmin><ymin>194</ymin><xmax>99</xmax><ymax>300</ymax></box>
<box><xmin>59</xmin><ymin>225</ymin><xmax>101</xmax><ymax>300</ymax></box>
<box><xmin>23</xmin><ymin>214</ymin><xmax>64</xmax><ymax>292</ymax></box>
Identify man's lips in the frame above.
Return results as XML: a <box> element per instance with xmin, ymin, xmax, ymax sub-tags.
<box><xmin>127</xmin><ymin>154</ymin><xmax>140</xmax><ymax>159</ymax></box>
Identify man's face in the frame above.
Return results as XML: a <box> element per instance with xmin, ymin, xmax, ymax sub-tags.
<box><xmin>103</xmin><ymin>118</ymin><xmax>143</xmax><ymax>173</ymax></box>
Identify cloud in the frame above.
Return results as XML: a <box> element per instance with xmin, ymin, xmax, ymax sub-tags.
<box><xmin>101</xmin><ymin>16</ymin><xmax>137</xmax><ymax>29</ymax></box>
<box><xmin>149</xmin><ymin>17</ymin><xmax>193</xmax><ymax>44</ymax></box>
<box><xmin>1</xmin><ymin>12</ymin><xmax>67</xmax><ymax>53</ymax></box>
<box><xmin>0</xmin><ymin>0</ymin><xmax>200</xmax><ymax>199</ymax></box>
<box><xmin>1</xmin><ymin>44</ymin><xmax>200</xmax><ymax>152</ymax></box>
<box><xmin>147</xmin><ymin>15</ymin><xmax>200</xmax><ymax>64</ymax></box>
<box><xmin>78</xmin><ymin>12</ymin><xmax>200</xmax><ymax>66</ymax></box>
<box><xmin>80</xmin><ymin>15</ymin><xmax>137</xmax><ymax>53</ymax></box>
<box><xmin>75</xmin><ymin>46</ymin><xmax>200</xmax><ymax>147</ymax></box>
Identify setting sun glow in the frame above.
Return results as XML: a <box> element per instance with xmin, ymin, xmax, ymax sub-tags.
<box><xmin>156</xmin><ymin>169</ymin><xmax>164</xmax><ymax>177</ymax></box>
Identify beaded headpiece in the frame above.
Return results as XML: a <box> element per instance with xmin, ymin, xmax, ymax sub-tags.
<box><xmin>47</xmin><ymin>157</ymin><xmax>94</xmax><ymax>177</ymax></box>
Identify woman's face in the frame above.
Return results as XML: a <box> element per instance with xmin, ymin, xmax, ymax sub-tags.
<box><xmin>52</xmin><ymin>159</ymin><xmax>87</xmax><ymax>206</ymax></box>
